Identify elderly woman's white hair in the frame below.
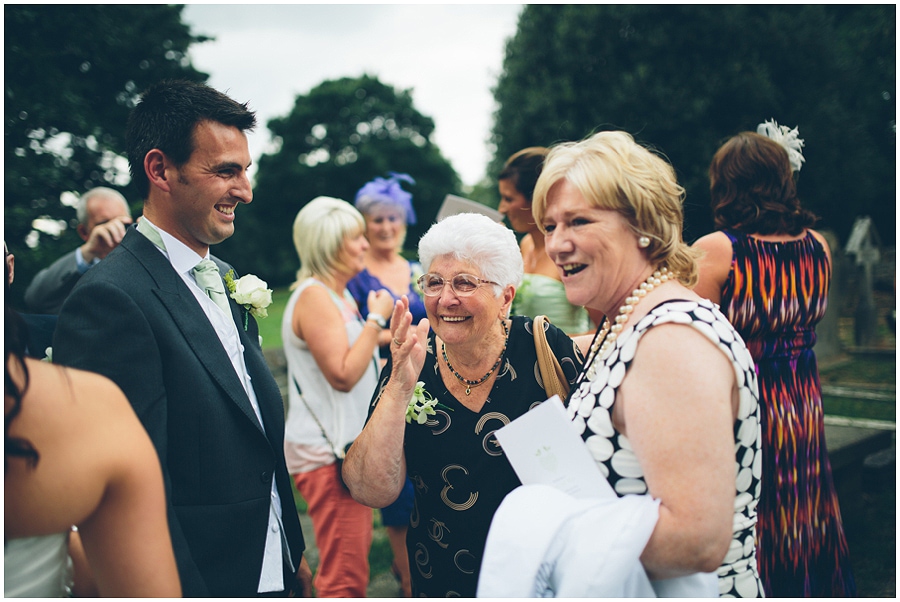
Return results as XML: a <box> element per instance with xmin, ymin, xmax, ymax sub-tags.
<box><xmin>417</xmin><ymin>213</ymin><xmax>523</xmax><ymax>292</ymax></box>
<box><xmin>291</xmin><ymin>196</ymin><xmax>365</xmax><ymax>288</ymax></box>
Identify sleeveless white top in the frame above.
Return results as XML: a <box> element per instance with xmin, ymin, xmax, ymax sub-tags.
<box><xmin>282</xmin><ymin>278</ymin><xmax>380</xmax><ymax>474</ymax></box>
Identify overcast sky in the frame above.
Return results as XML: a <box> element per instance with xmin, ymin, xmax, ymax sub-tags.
<box><xmin>181</xmin><ymin>4</ymin><xmax>523</xmax><ymax>188</ymax></box>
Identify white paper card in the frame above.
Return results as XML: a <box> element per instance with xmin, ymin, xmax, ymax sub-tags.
<box><xmin>496</xmin><ymin>396</ymin><xmax>615</xmax><ymax>499</ymax></box>
<box><xmin>436</xmin><ymin>194</ymin><xmax>503</xmax><ymax>223</ymax></box>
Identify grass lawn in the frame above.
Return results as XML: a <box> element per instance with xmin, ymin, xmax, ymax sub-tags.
<box><xmin>258</xmin><ymin>286</ymin><xmax>292</xmax><ymax>351</ymax></box>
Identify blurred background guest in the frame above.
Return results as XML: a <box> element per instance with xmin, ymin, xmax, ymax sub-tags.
<box><xmin>693</xmin><ymin>123</ymin><xmax>855</xmax><ymax>597</ymax></box>
<box><xmin>498</xmin><ymin>147</ymin><xmax>600</xmax><ymax>334</ymax></box>
<box><xmin>346</xmin><ymin>172</ymin><xmax>422</xmax><ymax>596</ymax></box>
<box><xmin>5</xmin><ymin>243</ymin><xmax>55</xmax><ymax>360</ymax></box>
<box><xmin>343</xmin><ymin>212</ymin><xmax>584</xmax><ymax>597</ymax></box>
<box><xmin>5</xmin><ymin>259</ymin><xmax>179</xmax><ymax>597</ymax></box>
<box><xmin>532</xmin><ymin>131</ymin><xmax>764</xmax><ymax>597</ymax></box>
<box><xmin>24</xmin><ymin>187</ymin><xmax>132</xmax><ymax>315</ymax></box>
<box><xmin>282</xmin><ymin>196</ymin><xmax>394</xmax><ymax>597</ymax></box>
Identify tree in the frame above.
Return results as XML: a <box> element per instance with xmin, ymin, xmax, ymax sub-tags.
<box><xmin>4</xmin><ymin>5</ymin><xmax>208</xmax><ymax>308</ymax></box>
<box><xmin>216</xmin><ymin>75</ymin><xmax>461</xmax><ymax>287</ymax></box>
<box><xmin>490</xmin><ymin>5</ymin><xmax>895</xmax><ymax>245</ymax></box>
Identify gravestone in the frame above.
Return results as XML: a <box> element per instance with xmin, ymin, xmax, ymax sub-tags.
<box><xmin>815</xmin><ymin>230</ymin><xmax>842</xmax><ymax>362</ymax></box>
<box><xmin>845</xmin><ymin>217</ymin><xmax>881</xmax><ymax>347</ymax></box>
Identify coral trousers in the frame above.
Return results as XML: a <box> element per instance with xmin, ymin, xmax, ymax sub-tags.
<box><xmin>293</xmin><ymin>463</ymin><xmax>373</xmax><ymax>598</ymax></box>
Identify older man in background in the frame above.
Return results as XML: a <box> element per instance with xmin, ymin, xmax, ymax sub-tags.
<box><xmin>25</xmin><ymin>186</ymin><xmax>132</xmax><ymax>314</ymax></box>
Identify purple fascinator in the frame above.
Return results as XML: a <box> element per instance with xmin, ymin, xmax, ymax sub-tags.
<box><xmin>354</xmin><ymin>172</ymin><xmax>417</xmax><ymax>225</ymax></box>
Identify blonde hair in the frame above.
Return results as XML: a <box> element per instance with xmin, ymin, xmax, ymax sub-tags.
<box><xmin>290</xmin><ymin>196</ymin><xmax>365</xmax><ymax>288</ymax></box>
<box><xmin>532</xmin><ymin>131</ymin><xmax>700</xmax><ymax>287</ymax></box>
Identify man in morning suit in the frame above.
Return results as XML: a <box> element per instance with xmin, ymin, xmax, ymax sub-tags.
<box><xmin>53</xmin><ymin>80</ymin><xmax>312</xmax><ymax>596</ymax></box>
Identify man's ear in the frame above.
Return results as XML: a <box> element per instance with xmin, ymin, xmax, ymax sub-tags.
<box><xmin>76</xmin><ymin>224</ymin><xmax>90</xmax><ymax>241</ymax></box>
<box><xmin>144</xmin><ymin>149</ymin><xmax>173</xmax><ymax>193</ymax></box>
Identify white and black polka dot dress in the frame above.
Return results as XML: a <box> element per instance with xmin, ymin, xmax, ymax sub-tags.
<box><xmin>567</xmin><ymin>299</ymin><xmax>765</xmax><ymax>598</ymax></box>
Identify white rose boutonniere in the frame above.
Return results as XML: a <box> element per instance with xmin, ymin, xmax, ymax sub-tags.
<box><xmin>406</xmin><ymin>381</ymin><xmax>453</xmax><ymax>425</ymax></box>
<box><xmin>224</xmin><ymin>270</ymin><xmax>273</xmax><ymax>330</ymax></box>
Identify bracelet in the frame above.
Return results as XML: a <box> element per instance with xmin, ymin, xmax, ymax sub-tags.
<box><xmin>363</xmin><ymin>319</ymin><xmax>382</xmax><ymax>332</ymax></box>
<box><xmin>366</xmin><ymin>312</ymin><xmax>387</xmax><ymax>328</ymax></box>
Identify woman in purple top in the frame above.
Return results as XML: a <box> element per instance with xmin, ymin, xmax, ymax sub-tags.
<box><xmin>346</xmin><ymin>172</ymin><xmax>423</xmax><ymax>596</ymax></box>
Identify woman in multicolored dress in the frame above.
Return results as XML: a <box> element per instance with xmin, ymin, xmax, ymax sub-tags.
<box><xmin>694</xmin><ymin>123</ymin><xmax>855</xmax><ymax>597</ymax></box>
<box><xmin>532</xmin><ymin>130</ymin><xmax>765</xmax><ymax>597</ymax></box>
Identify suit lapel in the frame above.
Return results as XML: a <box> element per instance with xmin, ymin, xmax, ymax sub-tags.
<box><xmin>123</xmin><ymin>231</ymin><xmax>267</xmax><ymax>436</ymax></box>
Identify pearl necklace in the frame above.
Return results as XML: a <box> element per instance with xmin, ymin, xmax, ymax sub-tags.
<box><xmin>585</xmin><ymin>267</ymin><xmax>677</xmax><ymax>380</ymax></box>
<box><xmin>441</xmin><ymin>319</ymin><xmax>509</xmax><ymax>396</ymax></box>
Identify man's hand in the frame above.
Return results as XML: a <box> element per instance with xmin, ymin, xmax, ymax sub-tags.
<box><xmin>291</xmin><ymin>555</ymin><xmax>313</xmax><ymax>597</ymax></box>
<box><xmin>81</xmin><ymin>217</ymin><xmax>132</xmax><ymax>262</ymax></box>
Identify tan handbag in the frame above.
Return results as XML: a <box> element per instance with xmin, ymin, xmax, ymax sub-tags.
<box><xmin>533</xmin><ymin>315</ymin><xmax>570</xmax><ymax>400</ymax></box>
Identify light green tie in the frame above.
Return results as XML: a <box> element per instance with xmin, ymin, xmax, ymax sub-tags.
<box><xmin>192</xmin><ymin>259</ymin><xmax>231</xmax><ymax>315</ymax></box>
<box><xmin>136</xmin><ymin>219</ymin><xmax>166</xmax><ymax>251</ymax></box>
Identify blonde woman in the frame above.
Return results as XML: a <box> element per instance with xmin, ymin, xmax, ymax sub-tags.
<box><xmin>282</xmin><ymin>197</ymin><xmax>394</xmax><ymax>597</ymax></box>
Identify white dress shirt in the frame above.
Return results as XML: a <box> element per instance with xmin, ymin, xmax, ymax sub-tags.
<box><xmin>141</xmin><ymin>218</ymin><xmax>288</xmax><ymax>593</ymax></box>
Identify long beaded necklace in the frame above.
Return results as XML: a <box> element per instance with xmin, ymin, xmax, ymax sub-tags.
<box><xmin>584</xmin><ymin>267</ymin><xmax>678</xmax><ymax>381</ymax></box>
<box><xmin>441</xmin><ymin>319</ymin><xmax>510</xmax><ymax>396</ymax></box>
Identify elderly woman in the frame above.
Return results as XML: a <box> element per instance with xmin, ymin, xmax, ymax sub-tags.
<box><xmin>282</xmin><ymin>196</ymin><xmax>394</xmax><ymax>598</ymax></box>
<box><xmin>531</xmin><ymin>131</ymin><xmax>765</xmax><ymax>597</ymax></box>
<box><xmin>694</xmin><ymin>126</ymin><xmax>854</xmax><ymax>597</ymax></box>
<box><xmin>342</xmin><ymin>212</ymin><xmax>584</xmax><ymax>597</ymax></box>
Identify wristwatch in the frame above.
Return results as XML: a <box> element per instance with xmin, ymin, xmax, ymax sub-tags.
<box><xmin>366</xmin><ymin>312</ymin><xmax>387</xmax><ymax>328</ymax></box>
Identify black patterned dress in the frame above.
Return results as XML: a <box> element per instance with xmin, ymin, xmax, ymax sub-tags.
<box><xmin>368</xmin><ymin>316</ymin><xmax>584</xmax><ymax>597</ymax></box>
<box><xmin>718</xmin><ymin>230</ymin><xmax>855</xmax><ymax>597</ymax></box>
<box><xmin>567</xmin><ymin>299</ymin><xmax>765</xmax><ymax>597</ymax></box>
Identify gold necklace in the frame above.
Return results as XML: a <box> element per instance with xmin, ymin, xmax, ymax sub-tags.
<box><xmin>585</xmin><ymin>267</ymin><xmax>678</xmax><ymax>380</ymax></box>
<box><xmin>442</xmin><ymin>320</ymin><xmax>510</xmax><ymax>396</ymax></box>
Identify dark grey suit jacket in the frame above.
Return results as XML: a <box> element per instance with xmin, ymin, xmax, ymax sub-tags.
<box><xmin>24</xmin><ymin>248</ymin><xmax>83</xmax><ymax>314</ymax></box>
<box><xmin>53</xmin><ymin>228</ymin><xmax>306</xmax><ymax>596</ymax></box>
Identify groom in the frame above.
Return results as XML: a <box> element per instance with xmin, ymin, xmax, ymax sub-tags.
<box><xmin>53</xmin><ymin>80</ymin><xmax>312</xmax><ymax>596</ymax></box>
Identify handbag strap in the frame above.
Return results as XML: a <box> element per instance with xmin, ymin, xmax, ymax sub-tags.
<box><xmin>292</xmin><ymin>377</ymin><xmax>344</xmax><ymax>459</ymax></box>
<box><xmin>533</xmin><ymin>315</ymin><xmax>570</xmax><ymax>401</ymax></box>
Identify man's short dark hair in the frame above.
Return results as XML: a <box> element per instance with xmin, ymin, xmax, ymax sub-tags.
<box><xmin>125</xmin><ymin>79</ymin><xmax>257</xmax><ymax>198</ymax></box>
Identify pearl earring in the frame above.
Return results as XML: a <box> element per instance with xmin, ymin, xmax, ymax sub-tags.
<box><xmin>638</xmin><ymin>236</ymin><xmax>650</xmax><ymax>248</ymax></box>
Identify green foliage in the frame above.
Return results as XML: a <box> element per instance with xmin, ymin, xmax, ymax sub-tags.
<box><xmin>215</xmin><ymin>75</ymin><xmax>461</xmax><ymax>288</ymax></box>
<box><xmin>257</xmin><ymin>287</ymin><xmax>292</xmax><ymax>351</ymax></box>
<box><xmin>490</xmin><ymin>5</ymin><xmax>895</xmax><ymax>245</ymax></box>
<box><xmin>4</xmin><ymin>5</ymin><xmax>208</xmax><ymax>309</ymax></box>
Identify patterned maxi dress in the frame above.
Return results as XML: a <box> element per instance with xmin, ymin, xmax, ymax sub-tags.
<box><xmin>718</xmin><ymin>229</ymin><xmax>855</xmax><ymax>597</ymax></box>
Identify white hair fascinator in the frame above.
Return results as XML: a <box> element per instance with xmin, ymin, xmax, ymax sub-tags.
<box><xmin>757</xmin><ymin>119</ymin><xmax>805</xmax><ymax>173</ymax></box>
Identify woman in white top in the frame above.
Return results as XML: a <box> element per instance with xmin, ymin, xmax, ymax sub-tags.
<box><xmin>282</xmin><ymin>196</ymin><xmax>394</xmax><ymax>597</ymax></box>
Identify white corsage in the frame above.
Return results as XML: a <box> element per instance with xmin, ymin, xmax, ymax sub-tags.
<box><xmin>224</xmin><ymin>270</ymin><xmax>273</xmax><ymax>330</ymax></box>
<box><xmin>757</xmin><ymin>119</ymin><xmax>805</xmax><ymax>173</ymax></box>
<box><xmin>405</xmin><ymin>381</ymin><xmax>453</xmax><ymax>424</ymax></box>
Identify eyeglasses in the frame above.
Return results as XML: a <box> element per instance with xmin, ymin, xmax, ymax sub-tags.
<box><xmin>417</xmin><ymin>273</ymin><xmax>499</xmax><ymax>297</ymax></box>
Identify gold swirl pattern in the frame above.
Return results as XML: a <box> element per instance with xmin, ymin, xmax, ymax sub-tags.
<box><xmin>413</xmin><ymin>543</ymin><xmax>432</xmax><ymax>579</ymax></box>
<box><xmin>453</xmin><ymin>549</ymin><xmax>477</xmax><ymax>575</ymax></box>
<box><xmin>439</xmin><ymin>465</ymin><xmax>478</xmax><ymax>511</ymax></box>
<box><xmin>428</xmin><ymin>518</ymin><xmax>450</xmax><ymax>548</ymax></box>
<box><xmin>410</xmin><ymin>495</ymin><xmax>420</xmax><ymax>528</ymax></box>
<box><xmin>475</xmin><ymin>412</ymin><xmax>509</xmax><ymax>456</ymax></box>
<box><xmin>428</xmin><ymin>409</ymin><xmax>451</xmax><ymax>435</ymax></box>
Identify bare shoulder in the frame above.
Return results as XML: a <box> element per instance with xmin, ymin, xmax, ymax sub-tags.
<box><xmin>693</xmin><ymin>230</ymin><xmax>733</xmax><ymax>257</ymax></box>
<box><xmin>5</xmin><ymin>360</ymin><xmax>149</xmax><ymax>536</ymax></box>
<box><xmin>692</xmin><ymin>232</ymin><xmax>733</xmax><ymax>304</ymax></box>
